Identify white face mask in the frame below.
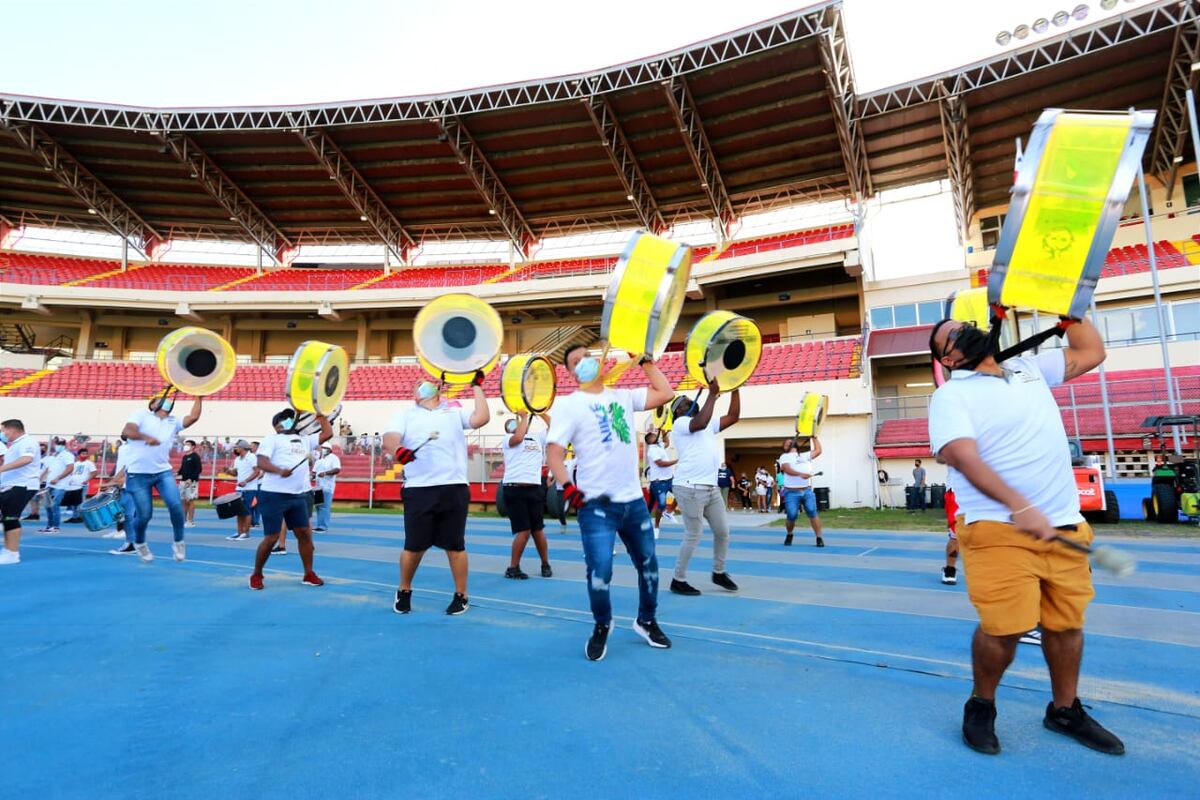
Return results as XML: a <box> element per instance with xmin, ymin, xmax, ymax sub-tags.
<box><xmin>417</xmin><ymin>382</ymin><xmax>439</xmax><ymax>401</ymax></box>
<box><xmin>573</xmin><ymin>356</ymin><xmax>600</xmax><ymax>384</ymax></box>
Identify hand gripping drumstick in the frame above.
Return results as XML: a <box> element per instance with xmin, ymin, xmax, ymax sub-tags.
<box><xmin>411</xmin><ymin>430</ymin><xmax>440</xmax><ymax>454</ymax></box>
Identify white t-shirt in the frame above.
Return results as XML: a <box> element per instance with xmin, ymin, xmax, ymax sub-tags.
<box><xmin>385</xmin><ymin>403</ymin><xmax>473</xmax><ymax>488</ymax></box>
<box><xmin>671</xmin><ymin>417</ymin><xmax>721</xmax><ymax>486</ymax></box>
<box><xmin>0</xmin><ymin>434</ymin><xmax>41</xmax><ymax>490</ymax></box>
<box><xmin>547</xmin><ymin>387</ymin><xmax>648</xmax><ymax>503</ymax></box>
<box><xmin>64</xmin><ymin>459</ymin><xmax>97</xmax><ymax>491</ymax></box>
<box><xmin>780</xmin><ymin>453</ymin><xmax>814</xmax><ymax>489</ymax></box>
<box><xmin>113</xmin><ymin>444</ymin><xmax>132</xmax><ymax>478</ymax></box>
<box><xmin>257</xmin><ymin>432</ymin><xmax>319</xmax><ymax>495</ymax></box>
<box><xmin>646</xmin><ymin>443</ymin><xmax>675</xmax><ymax>481</ymax></box>
<box><xmin>929</xmin><ymin>351</ymin><xmax>1082</xmax><ymax>527</ymax></box>
<box><xmin>314</xmin><ymin>453</ymin><xmax>341</xmax><ymax>491</ymax></box>
<box><xmin>233</xmin><ymin>452</ymin><xmax>259</xmax><ymax>488</ymax></box>
<box><xmin>44</xmin><ymin>451</ymin><xmax>73</xmax><ymax>488</ymax></box>
<box><xmin>124</xmin><ymin>410</ymin><xmax>185</xmax><ymax>474</ymax></box>
<box><xmin>502</xmin><ymin>430</ymin><xmax>546</xmax><ymax>485</ymax></box>
<box><xmin>556</xmin><ymin>457</ymin><xmax>576</xmax><ymax>490</ymax></box>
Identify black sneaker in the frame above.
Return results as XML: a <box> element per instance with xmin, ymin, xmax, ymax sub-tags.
<box><xmin>1043</xmin><ymin>699</ymin><xmax>1125</xmax><ymax>755</ymax></box>
<box><xmin>633</xmin><ymin>619</ymin><xmax>672</xmax><ymax>649</ymax></box>
<box><xmin>962</xmin><ymin>697</ymin><xmax>1000</xmax><ymax>755</ymax></box>
<box><xmin>109</xmin><ymin>542</ymin><xmax>137</xmax><ymax>555</ymax></box>
<box><xmin>445</xmin><ymin>593</ymin><xmax>469</xmax><ymax>616</ymax></box>
<box><xmin>504</xmin><ymin>566</ymin><xmax>529</xmax><ymax>580</ymax></box>
<box><xmin>271</xmin><ymin>546</ymin><xmax>287</xmax><ymax>555</ymax></box>
<box><xmin>393</xmin><ymin>589</ymin><xmax>412</xmax><ymax>614</ymax></box>
<box><xmin>815</xmin><ymin>537</ymin><xmax>825</xmax><ymax>547</ymax></box>
<box><xmin>586</xmin><ymin>622</ymin><xmax>612</xmax><ymax>661</ymax></box>
<box><xmin>783</xmin><ymin>534</ymin><xmax>794</xmax><ymax>546</ymax></box>
<box><xmin>540</xmin><ymin>563</ymin><xmax>553</xmax><ymax>578</ymax></box>
<box><xmin>670</xmin><ymin>579</ymin><xmax>701</xmax><ymax>596</ymax></box>
<box><xmin>22</xmin><ymin>514</ymin><xmax>38</xmax><ymax>521</ymax></box>
<box><xmin>942</xmin><ymin>566</ymin><xmax>958</xmax><ymax>585</ymax></box>
<box><xmin>712</xmin><ymin>572</ymin><xmax>739</xmax><ymax>591</ymax></box>
<box><xmin>65</xmin><ymin>517</ymin><xmax>83</xmax><ymax>524</ymax></box>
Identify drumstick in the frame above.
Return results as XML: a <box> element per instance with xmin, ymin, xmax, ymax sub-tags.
<box><xmin>411</xmin><ymin>430</ymin><xmax>441</xmax><ymax>454</ymax></box>
<box><xmin>1045</xmin><ymin>533</ymin><xmax>1135</xmax><ymax>577</ymax></box>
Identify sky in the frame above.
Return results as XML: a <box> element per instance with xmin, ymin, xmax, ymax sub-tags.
<box><xmin>0</xmin><ymin>0</ymin><xmax>1157</xmax><ymax>279</ymax></box>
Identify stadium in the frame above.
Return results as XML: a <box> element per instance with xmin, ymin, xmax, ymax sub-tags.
<box><xmin>0</xmin><ymin>0</ymin><xmax>1197</xmax><ymax>796</ymax></box>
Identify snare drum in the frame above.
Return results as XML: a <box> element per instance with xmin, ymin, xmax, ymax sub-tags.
<box><xmin>80</xmin><ymin>492</ymin><xmax>125</xmax><ymax>532</ymax></box>
<box><xmin>214</xmin><ymin>491</ymin><xmax>248</xmax><ymax>519</ymax></box>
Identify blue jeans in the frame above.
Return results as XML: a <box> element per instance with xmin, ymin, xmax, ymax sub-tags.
<box><xmin>782</xmin><ymin>488</ymin><xmax>819</xmax><ymax>522</ymax></box>
<box><xmin>576</xmin><ymin>498</ymin><xmax>659</xmax><ymax>626</ymax></box>
<box><xmin>126</xmin><ymin>470</ymin><xmax>185</xmax><ymax>544</ymax></box>
<box><xmin>47</xmin><ymin>487</ymin><xmax>66</xmax><ymax>528</ymax></box>
<box><xmin>118</xmin><ymin>489</ymin><xmax>138</xmax><ymax>544</ymax></box>
<box><xmin>648</xmin><ymin>479</ymin><xmax>672</xmax><ymax>512</ymax></box>
<box><xmin>315</xmin><ymin>487</ymin><xmax>333</xmax><ymax>529</ymax></box>
<box><xmin>246</xmin><ymin>489</ymin><xmax>261</xmax><ymax>525</ymax></box>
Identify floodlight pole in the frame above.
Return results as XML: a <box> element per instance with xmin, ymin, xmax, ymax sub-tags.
<box><xmin>121</xmin><ymin>239</ymin><xmax>128</xmax><ymax>272</ymax></box>
<box><xmin>1089</xmin><ymin>297</ymin><xmax>1117</xmax><ymax>479</ymax></box>
<box><xmin>1188</xmin><ymin>87</ymin><xmax>1200</xmax><ymax>191</ymax></box>
<box><xmin>1135</xmin><ymin>160</ymin><xmax>1181</xmax><ymax>454</ymax></box>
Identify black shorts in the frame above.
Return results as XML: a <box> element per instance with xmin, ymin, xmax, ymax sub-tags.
<box><xmin>504</xmin><ymin>484</ymin><xmax>545</xmax><ymax>535</ymax></box>
<box><xmin>403</xmin><ymin>484</ymin><xmax>469</xmax><ymax>552</ymax></box>
<box><xmin>0</xmin><ymin>487</ymin><xmax>36</xmax><ymax>531</ymax></box>
<box><xmin>258</xmin><ymin>491</ymin><xmax>310</xmax><ymax>536</ymax></box>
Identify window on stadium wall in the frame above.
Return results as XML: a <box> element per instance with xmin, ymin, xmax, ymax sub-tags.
<box><xmin>869</xmin><ymin>300</ymin><xmax>943</xmax><ymax>330</ymax></box>
<box><xmin>1182</xmin><ymin>173</ymin><xmax>1199</xmax><ymax>209</ymax></box>
<box><xmin>1086</xmin><ymin>300</ymin><xmax>1200</xmax><ymax>347</ymax></box>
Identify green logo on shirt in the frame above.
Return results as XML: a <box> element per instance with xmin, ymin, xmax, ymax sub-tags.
<box><xmin>609</xmin><ymin>402</ymin><xmax>631</xmax><ymax>444</ymax></box>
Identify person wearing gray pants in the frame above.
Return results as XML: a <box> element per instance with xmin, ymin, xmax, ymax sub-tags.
<box><xmin>666</xmin><ymin>379</ymin><xmax>741</xmax><ymax>596</ymax></box>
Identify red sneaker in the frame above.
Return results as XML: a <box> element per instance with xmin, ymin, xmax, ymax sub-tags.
<box><xmin>249</xmin><ymin>574</ymin><xmax>264</xmax><ymax>590</ymax></box>
<box><xmin>302</xmin><ymin>571</ymin><xmax>324</xmax><ymax>587</ymax></box>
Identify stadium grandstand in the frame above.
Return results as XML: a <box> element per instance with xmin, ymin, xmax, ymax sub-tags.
<box><xmin>0</xmin><ymin>0</ymin><xmax>1196</xmax><ymax>515</ymax></box>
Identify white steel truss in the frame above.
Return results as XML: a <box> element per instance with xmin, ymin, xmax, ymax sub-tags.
<box><xmin>158</xmin><ymin>131</ymin><xmax>292</xmax><ymax>261</ymax></box>
<box><xmin>938</xmin><ymin>91</ymin><xmax>975</xmax><ymax>243</ymax></box>
<box><xmin>296</xmin><ymin>128</ymin><xmax>417</xmax><ymax>264</ymax></box>
<box><xmin>1150</xmin><ymin>7</ymin><xmax>1200</xmax><ymax>198</ymax></box>
<box><xmin>0</xmin><ymin>122</ymin><xmax>160</xmax><ymax>256</ymax></box>
<box><xmin>582</xmin><ymin>95</ymin><xmax>666</xmax><ymax>234</ymax></box>
<box><xmin>663</xmin><ymin>76</ymin><xmax>736</xmax><ymax>227</ymax></box>
<box><xmin>815</xmin><ymin>5</ymin><xmax>872</xmax><ymax>203</ymax></box>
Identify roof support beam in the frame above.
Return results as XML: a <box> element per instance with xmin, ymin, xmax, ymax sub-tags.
<box><xmin>157</xmin><ymin>131</ymin><xmax>293</xmax><ymax>263</ymax></box>
<box><xmin>1150</xmin><ymin>7</ymin><xmax>1200</xmax><ymax>199</ymax></box>
<box><xmin>0</xmin><ymin>121</ymin><xmax>160</xmax><ymax>257</ymax></box>
<box><xmin>662</xmin><ymin>75</ymin><xmax>736</xmax><ymax>228</ymax></box>
<box><xmin>581</xmin><ymin>95</ymin><xmax>666</xmax><ymax>234</ymax></box>
<box><xmin>815</xmin><ymin>8</ymin><xmax>872</xmax><ymax>203</ymax></box>
<box><xmin>435</xmin><ymin>117</ymin><xmax>537</xmax><ymax>256</ymax></box>
<box><xmin>938</xmin><ymin>91</ymin><xmax>975</xmax><ymax>244</ymax></box>
<box><xmin>296</xmin><ymin>127</ymin><xmax>417</xmax><ymax>264</ymax></box>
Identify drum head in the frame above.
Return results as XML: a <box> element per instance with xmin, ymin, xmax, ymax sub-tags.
<box><xmin>601</xmin><ymin>232</ymin><xmax>692</xmax><ymax>359</ymax></box>
<box><xmin>215</xmin><ymin>492</ymin><xmax>243</xmax><ymax>504</ymax></box>
<box><xmin>414</xmin><ymin>294</ymin><xmax>503</xmax><ymax>384</ymax></box>
<box><xmin>156</xmin><ymin>326</ymin><xmax>236</xmax><ymax>396</ymax></box>
<box><xmin>651</xmin><ymin>397</ymin><xmax>676</xmax><ymax>433</ymax></box>
<box><xmin>501</xmin><ymin>355</ymin><xmax>557</xmax><ymax>414</ymax></box>
<box><xmin>80</xmin><ymin>494</ymin><xmax>110</xmax><ymax>510</ymax></box>
<box><xmin>685</xmin><ymin>311</ymin><xmax>762</xmax><ymax>391</ymax></box>
<box><xmin>795</xmin><ymin>393</ymin><xmax>828</xmax><ymax>437</ymax></box>
<box><xmin>287</xmin><ymin>341</ymin><xmax>349</xmax><ymax>416</ymax></box>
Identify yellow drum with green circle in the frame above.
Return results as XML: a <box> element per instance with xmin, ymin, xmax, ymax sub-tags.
<box><xmin>413</xmin><ymin>293</ymin><xmax>503</xmax><ymax>384</ymax></box>
<box><xmin>155</xmin><ymin>326</ymin><xmax>236</xmax><ymax>396</ymax></box>
<box><xmin>601</xmin><ymin>232</ymin><xmax>692</xmax><ymax>359</ymax></box>
<box><xmin>685</xmin><ymin>310</ymin><xmax>762</xmax><ymax>391</ymax></box>
<box><xmin>652</xmin><ymin>396</ymin><xmax>677</xmax><ymax>433</ymax></box>
<box><xmin>795</xmin><ymin>392</ymin><xmax>828</xmax><ymax>438</ymax></box>
<box><xmin>501</xmin><ymin>354</ymin><xmax>557</xmax><ymax>414</ymax></box>
<box><xmin>286</xmin><ymin>341</ymin><xmax>348</xmax><ymax>415</ymax></box>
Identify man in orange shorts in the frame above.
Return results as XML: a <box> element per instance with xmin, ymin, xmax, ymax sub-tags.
<box><xmin>928</xmin><ymin>313</ymin><xmax>1123</xmax><ymax>757</ymax></box>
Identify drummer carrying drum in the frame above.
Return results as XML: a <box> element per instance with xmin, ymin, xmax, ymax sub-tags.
<box><xmin>226</xmin><ymin>440</ymin><xmax>261</xmax><ymax>542</ymax></box>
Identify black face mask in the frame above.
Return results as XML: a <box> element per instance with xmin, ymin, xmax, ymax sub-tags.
<box><xmin>949</xmin><ymin>323</ymin><xmax>1002</xmax><ymax>371</ymax></box>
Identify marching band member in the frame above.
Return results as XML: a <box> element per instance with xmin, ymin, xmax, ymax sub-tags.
<box><xmin>501</xmin><ymin>411</ymin><xmax>552</xmax><ymax>580</ymax></box>
<box><xmin>0</xmin><ymin>419</ymin><xmax>41</xmax><ymax>565</ymax></box>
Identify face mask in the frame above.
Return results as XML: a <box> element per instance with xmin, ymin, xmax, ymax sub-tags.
<box><xmin>280</xmin><ymin>417</ymin><xmax>295</xmax><ymax>432</ymax></box>
<box><xmin>78</xmin><ymin>454</ymin><xmax>88</xmax><ymax>461</ymax></box>
<box><xmin>0</xmin><ymin>432</ymin><xmax>8</xmax><ymax>445</ymax></box>
<box><xmin>417</xmin><ymin>381</ymin><xmax>438</xmax><ymax>401</ymax></box>
<box><xmin>573</xmin><ymin>356</ymin><xmax>600</xmax><ymax>384</ymax></box>
<box><xmin>947</xmin><ymin>323</ymin><xmax>1001</xmax><ymax>371</ymax></box>
<box><xmin>56</xmin><ymin>444</ymin><xmax>66</xmax><ymax>453</ymax></box>
<box><xmin>504</xmin><ymin>420</ymin><xmax>518</xmax><ymax>434</ymax></box>
<box><xmin>154</xmin><ymin>397</ymin><xmax>175</xmax><ymax>414</ymax></box>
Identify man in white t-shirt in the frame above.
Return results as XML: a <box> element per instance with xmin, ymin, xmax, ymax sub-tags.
<box><xmin>250</xmin><ymin>409</ymin><xmax>332</xmax><ymax>590</ymax></box>
<box><xmin>0</xmin><ymin>418</ymin><xmax>42</xmax><ymax>565</ymax></box>
<box><xmin>383</xmin><ymin>373</ymin><xmax>490</xmax><ymax>616</ymax></box>
<box><xmin>665</xmin><ymin>381</ymin><xmax>741</xmax><ymax>595</ymax></box>
<box><xmin>38</xmin><ymin>438</ymin><xmax>73</xmax><ymax>533</ymax></box>
<box><xmin>226</xmin><ymin>439</ymin><xmax>261</xmax><ymax>541</ymax></box>
<box><xmin>61</xmin><ymin>446</ymin><xmax>97</xmax><ymax>524</ymax></box>
<box><xmin>546</xmin><ymin>343</ymin><xmax>675</xmax><ymax>661</ymax></box>
<box><xmin>928</xmin><ymin>314</ymin><xmax>1121</xmax><ymax>757</ymax></box>
<box><xmin>121</xmin><ymin>391</ymin><xmax>203</xmax><ymax>563</ymax></box>
<box><xmin>501</xmin><ymin>412</ymin><xmax>552</xmax><ymax>580</ymax></box>
<box><xmin>103</xmin><ymin>438</ymin><xmax>141</xmax><ymax>553</ymax></box>
<box><xmin>779</xmin><ymin>437</ymin><xmax>824</xmax><ymax>547</ymax></box>
<box><xmin>644</xmin><ymin>429</ymin><xmax>677</xmax><ymax>536</ymax></box>
<box><xmin>312</xmin><ymin>444</ymin><xmax>341</xmax><ymax>532</ymax></box>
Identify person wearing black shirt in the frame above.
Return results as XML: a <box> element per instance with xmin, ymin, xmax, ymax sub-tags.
<box><xmin>717</xmin><ymin>463</ymin><xmax>734</xmax><ymax>509</ymax></box>
<box><xmin>177</xmin><ymin>440</ymin><xmax>203</xmax><ymax>527</ymax></box>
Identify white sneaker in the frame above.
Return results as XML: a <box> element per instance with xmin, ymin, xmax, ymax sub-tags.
<box><xmin>184</xmin><ymin>521</ymin><xmax>197</xmax><ymax>529</ymax></box>
<box><xmin>1019</xmin><ymin>629</ymin><xmax>1042</xmax><ymax>646</ymax></box>
<box><xmin>663</xmin><ymin>512</ymin><xmax>676</xmax><ymax>523</ymax></box>
<box><xmin>135</xmin><ymin>543</ymin><xmax>154</xmax><ymax>563</ymax></box>
<box><xmin>653</xmin><ymin>526</ymin><xmax>660</xmax><ymax>540</ymax></box>
<box><xmin>0</xmin><ymin>549</ymin><xmax>20</xmax><ymax>565</ymax></box>
<box><xmin>173</xmin><ymin>541</ymin><xmax>186</xmax><ymax>562</ymax></box>
<box><xmin>102</xmin><ymin>530</ymin><xmax>123</xmax><ymax>539</ymax></box>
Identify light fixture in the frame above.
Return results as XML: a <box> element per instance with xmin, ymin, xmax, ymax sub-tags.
<box><xmin>1052</xmin><ymin>10</ymin><xmax>1070</xmax><ymax>25</ymax></box>
<box><xmin>1014</xmin><ymin>24</ymin><xmax>1031</xmax><ymax>39</ymax></box>
<box><xmin>996</xmin><ymin>30</ymin><xmax>1012</xmax><ymax>45</ymax></box>
<box><xmin>1174</xmin><ymin>155</ymin><xmax>1184</xmax><ymax>163</ymax></box>
<box><xmin>1072</xmin><ymin>4</ymin><xmax>1089</xmax><ymax>21</ymax></box>
<box><xmin>510</xmin><ymin>316</ymin><xmax>521</xmax><ymax>325</ymax></box>
<box><xmin>359</xmin><ymin>215</ymin><xmax>369</xmax><ymax>221</ymax></box>
<box><xmin>778</xmin><ymin>292</ymin><xmax>791</xmax><ymax>302</ymax></box>
<box><xmin>229</xmin><ymin>216</ymin><xmax>237</xmax><ymax>222</ymax></box>
<box><xmin>328</xmin><ymin>174</ymin><xmax>336</xmax><ymax>180</ymax></box>
<box><xmin>700</xmin><ymin>181</ymin><xmax>709</xmax><ymax>188</ymax></box>
<box><xmin>1099</xmin><ymin>0</ymin><xmax>1117</xmax><ymax>8</ymax></box>
<box><xmin>905</xmin><ymin>382</ymin><xmax>934</xmax><ymax>388</ymax></box>
<box><xmin>87</xmin><ymin>208</ymin><xmax>97</xmax><ymax>214</ymax></box>
<box><xmin>488</xmin><ymin>209</ymin><xmax>497</xmax><ymax>215</ymax></box>
<box><xmin>626</xmin><ymin>194</ymin><xmax>635</xmax><ymax>201</ymax></box>
<box><xmin>1032</xmin><ymin>17</ymin><xmax>1049</xmax><ymax>33</ymax></box>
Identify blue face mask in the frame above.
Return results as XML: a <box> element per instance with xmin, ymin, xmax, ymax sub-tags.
<box><xmin>417</xmin><ymin>381</ymin><xmax>438</xmax><ymax>401</ymax></box>
<box><xmin>573</xmin><ymin>356</ymin><xmax>600</xmax><ymax>384</ymax></box>
<box><xmin>280</xmin><ymin>417</ymin><xmax>295</xmax><ymax>431</ymax></box>
<box><xmin>0</xmin><ymin>431</ymin><xmax>8</xmax><ymax>444</ymax></box>
<box><xmin>504</xmin><ymin>419</ymin><xmax>518</xmax><ymax>434</ymax></box>
<box><xmin>55</xmin><ymin>444</ymin><xmax>65</xmax><ymax>453</ymax></box>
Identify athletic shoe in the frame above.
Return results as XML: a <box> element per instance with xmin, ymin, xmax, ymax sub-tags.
<box><xmin>633</xmin><ymin>619</ymin><xmax>671</xmax><ymax>649</ymax></box>
<box><xmin>225</xmin><ymin>533</ymin><xmax>242</xmax><ymax>540</ymax></box>
<box><xmin>663</xmin><ymin>512</ymin><xmax>675</xmax><ymax>523</ymax></box>
<box><xmin>1043</xmin><ymin>699</ymin><xmax>1125</xmax><ymax>755</ymax></box>
<box><xmin>712</xmin><ymin>572</ymin><xmax>739</xmax><ymax>591</ymax></box>
<box><xmin>504</xmin><ymin>566</ymin><xmax>529</xmax><ymax>580</ymax></box>
<box><xmin>135</xmin><ymin>543</ymin><xmax>154</xmax><ymax>563</ymax></box>
<box><xmin>183</xmin><ymin>521</ymin><xmax>197</xmax><ymax>529</ymax></box>
<box><xmin>669</xmin><ymin>579</ymin><xmax>701</xmax><ymax>596</ymax></box>
<box><xmin>815</xmin><ymin>537</ymin><xmax>825</xmax><ymax>548</ymax></box>
<box><xmin>301</xmin><ymin>572</ymin><xmax>324</xmax><ymax>587</ymax></box>
<box><xmin>653</xmin><ymin>526</ymin><xmax>660</xmax><ymax>540</ymax></box>
<box><xmin>1019</xmin><ymin>629</ymin><xmax>1042</xmax><ymax>646</ymax></box>
<box><xmin>783</xmin><ymin>534</ymin><xmax>793</xmax><ymax>546</ymax></box>
<box><xmin>585</xmin><ymin>622</ymin><xmax>612</xmax><ymax>661</ymax></box>
<box><xmin>110</xmin><ymin>543</ymin><xmax>137</xmax><ymax>555</ymax></box>
<box><xmin>249</xmin><ymin>574</ymin><xmax>264</xmax><ymax>590</ymax></box>
<box><xmin>540</xmin><ymin>563</ymin><xmax>553</xmax><ymax>578</ymax></box>
<box><xmin>38</xmin><ymin>527</ymin><xmax>58</xmax><ymax>534</ymax></box>
<box><xmin>445</xmin><ymin>593</ymin><xmax>469</xmax><ymax>616</ymax></box>
<box><xmin>22</xmin><ymin>514</ymin><xmax>38</xmax><ymax>521</ymax></box>
<box><xmin>962</xmin><ymin>697</ymin><xmax>1000</xmax><ymax>755</ymax></box>
<box><xmin>942</xmin><ymin>566</ymin><xmax>958</xmax><ymax>585</ymax></box>
<box><xmin>313</xmin><ymin>527</ymin><xmax>327</xmax><ymax>532</ymax></box>
<box><xmin>65</xmin><ymin>516</ymin><xmax>83</xmax><ymax>524</ymax></box>
<box><xmin>0</xmin><ymin>549</ymin><xmax>20</xmax><ymax>566</ymax></box>
<box><xmin>559</xmin><ymin>523</ymin><xmax>568</xmax><ymax>533</ymax></box>
<box><xmin>393</xmin><ymin>589</ymin><xmax>412</xmax><ymax>614</ymax></box>
<box><xmin>172</xmin><ymin>542</ymin><xmax>186</xmax><ymax>562</ymax></box>
<box><xmin>271</xmin><ymin>546</ymin><xmax>287</xmax><ymax>555</ymax></box>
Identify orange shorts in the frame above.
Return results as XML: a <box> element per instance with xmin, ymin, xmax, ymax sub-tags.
<box><xmin>958</xmin><ymin>519</ymin><xmax>1095</xmax><ymax>636</ymax></box>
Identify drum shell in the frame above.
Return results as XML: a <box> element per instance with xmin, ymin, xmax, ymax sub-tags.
<box><xmin>155</xmin><ymin>326</ymin><xmax>236</xmax><ymax>396</ymax></box>
<box><xmin>80</xmin><ymin>493</ymin><xmax>124</xmax><ymax>532</ymax></box>
<box><xmin>495</xmin><ymin>483</ymin><xmax>508</xmax><ymax>518</ymax></box>
<box><xmin>501</xmin><ymin>355</ymin><xmax>557</xmax><ymax>414</ymax></box>
<box><xmin>214</xmin><ymin>492</ymin><xmax>248</xmax><ymax>519</ymax></box>
<box><xmin>795</xmin><ymin>393</ymin><xmax>828</xmax><ymax>438</ymax></box>
<box><xmin>413</xmin><ymin>294</ymin><xmax>504</xmax><ymax>385</ymax></box>
<box><xmin>600</xmin><ymin>232</ymin><xmax>692</xmax><ymax>359</ymax></box>
<box><xmin>684</xmin><ymin>310</ymin><xmax>762</xmax><ymax>391</ymax></box>
<box><xmin>287</xmin><ymin>341</ymin><xmax>349</xmax><ymax>416</ymax></box>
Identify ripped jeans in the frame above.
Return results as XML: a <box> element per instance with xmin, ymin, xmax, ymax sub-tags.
<box><xmin>576</xmin><ymin>497</ymin><xmax>659</xmax><ymax>626</ymax></box>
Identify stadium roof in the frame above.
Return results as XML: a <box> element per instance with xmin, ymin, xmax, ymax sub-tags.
<box><xmin>0</xmin><ymin>0</ymin><xmax>1195</xmax><ymax>261</ymax></box>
